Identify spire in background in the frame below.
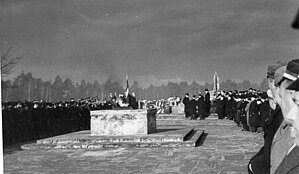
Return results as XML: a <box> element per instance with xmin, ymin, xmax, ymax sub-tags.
<box><xmin>213</xmin><ymin>72</ymin><xmax>220</xmax><ymax>91</ymax></box>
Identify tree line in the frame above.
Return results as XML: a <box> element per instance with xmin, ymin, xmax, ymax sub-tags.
<box><xmin>1</xmin><ymin>72</ymin><xmax>269</xmax><ymax>102</ymax></box>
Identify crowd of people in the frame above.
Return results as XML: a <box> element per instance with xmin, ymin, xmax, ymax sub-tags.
<box><xmin>181</xmin><ymin>60</ymin><xmax>299</xmax><ymax>174</ymax></box>
<box><xmin>212</xmin><ymin>89</ymin><xmax>270</xmax><ymax>133</ymax></box>
<box><xmin>178</xmin><ymin>60</ymin><xmax>299</xmax><ymax>173</ymax></box>
<box><xmin>2</xmin><ymin>96</ymin><xmax>136</xmax><ymax>145</ymax></box>
<box><xmin>2</xmin><ymin>89</ymin><xmax>149</xmax><ymax>145</ymax></box>
<box><xmin>2</xmin><ymin>99</ymin><xmax>93</xmax><ymax>145</ymax></box>
<box><xmin>108</xmin><ymin>91</ymin><xmax>138</xmax><ymax>109</ymax></box>
<box><xmin>182</xmin><ymin>89</ymin><xmax>211</xmax><ymax>120</ymax></box>
<box><xmin>3</xmin><ymin>60</ymin><xmax>299</xmax><ymax>173</ymax></box>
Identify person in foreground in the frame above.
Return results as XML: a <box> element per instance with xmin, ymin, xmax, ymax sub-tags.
<box><xmin>274</xmin><ymin>73</ymin><xmax>299</xmax><ymax>174</ymax></box>
<box><xmin>248</xmin><ymin>62</ymin><xmax>286</xmax><ymax>174</ymax></box>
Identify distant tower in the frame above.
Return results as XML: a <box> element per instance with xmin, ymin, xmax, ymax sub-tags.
<box><xmin>213</xmin><ymin>72</ymin><xmax>220</xmax><ymax>91</ymax></box>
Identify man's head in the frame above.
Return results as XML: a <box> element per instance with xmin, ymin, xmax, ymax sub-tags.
<box><xmin>132</xmin><ymin>92</ymin><xmax>136</xmax><ymax>97</ymax></box>
<box><xmin>284</xmin><ymin>11</ymin><xmax>299</xmax><ymax>146</ymax></box>
<box><xmin>285</xmin><ymin>81</ymin><xmax>299</xmax><ymax>146</ymax></box>
<box><xmin>270</xmin><ymin>66</ymin><xmax>286</xmax><ymax>107</ymax></box>
<box><xmin>267</xmin><ymin>61</ymin><xmax>286</xmax><ymax>99</ymax></box>
<box><xmin>205</xmin><ymin>89</ymin><xmax>209</xmax><ymax>93</ymax></box>
<box><xmin>278</xmin><ymin>79</ymin><xmax>295</xmax><ymax>117</ymax></box>
<box><xmin>185</xmin><ymin>93</ymin><xmax>189</xmax><ymax>97</ymax></box>
<box><xmin>277</xmin><ymin>59</ymin><xmax>299</xmax><ymax>85</ymax></box>
<box><xmin>276</xmin><ymin>59</ymin><xmax>299</xmax><ymax>118</ymax></box>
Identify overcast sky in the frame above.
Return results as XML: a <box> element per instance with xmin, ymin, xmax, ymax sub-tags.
<box><xmin>1</xmin><ymin>0</ymin><xmax>299</xmax><ymax>87</ymax></box>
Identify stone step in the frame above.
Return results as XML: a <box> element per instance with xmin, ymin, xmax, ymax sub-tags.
<box><xmin>36</xmin><ymin>128</ymin><xmax>194</xmax><ymax>145</ymax></box>
<box><xmin>156</xmin><ymin>114</ymin><xmax>185</xmax><ymax>120</ymax></box>
<box><xmin>188</xmin><ymin>130</ymin><xmax>205</xmax><ymax>147</ymax></box>
<box><xmin>205</xmin><ymin>114</ymin><xmax>218</xmax><ymax>120</ymax></box>
<box><xmin>21</xmin><ymin>130</ymin><xmax>204</xmax><ymax>150</ymax></box>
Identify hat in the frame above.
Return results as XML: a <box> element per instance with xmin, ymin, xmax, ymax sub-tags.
<box><xmin>277</xmin><ymin>59</ymin><xmax>299</xmax><ymax>85</ymax></box>
<box><xmin>267</xmin><ymin>61</ymin><xmax>287</xmax><ymax>79</ymax></box>
<box><xmin>274</xmin><ymin>66</ymin><xmax>286</xmax><ymax>86</ymax></box>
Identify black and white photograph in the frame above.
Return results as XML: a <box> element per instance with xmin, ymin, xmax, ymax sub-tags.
<box><xmin>1</xmin><ymin>0</ymin><xmax>299</xmax><ymax>173</ymax></box>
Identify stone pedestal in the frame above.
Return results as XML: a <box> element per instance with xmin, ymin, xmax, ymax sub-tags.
<box><xmin>90</xmin><ymin>109</ymin><xmax>157</xmax><ymax>136</ymax></box>
<box><xmin>172</xmin><ymin>103</ymin><xmax>185</xmax><ymax>114</ymax></box>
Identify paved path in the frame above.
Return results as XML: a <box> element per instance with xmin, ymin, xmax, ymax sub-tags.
<box><xmin>4</xmin><ymin>117</ymin><xmax>263</xmax><ymax>174</ymax></box>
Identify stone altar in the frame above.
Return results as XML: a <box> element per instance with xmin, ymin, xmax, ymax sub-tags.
<box><xmin>90</xmin><ymin>109</ymin><xmax>157</xmax><ymax>136</ymax></box>
<box><xmin>171</xmin><ymin>103</ymin><xmax>185</xmax><ymax>114</ymax></box>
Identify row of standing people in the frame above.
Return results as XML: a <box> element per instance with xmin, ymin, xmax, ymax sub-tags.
<box><xmin>182</xmin><ymin>89</ymin><xmax>211</xmax><ymax>120</ymax></box>
<box><xmin>213</xmin><ymin>89</ymin><xmax>271</xmax><ymax>133</ymax></box>
<box><xmin>2</xmin><ymin>97</ymin><xmax>116</xmax><ymax>146</ymax></box>
<box><xmin>2</xmin><ymin>101</ymin><xmax>91</xmax><ymax>145</ymax></box>
<box><xmin>209</xmin><ymin>60</ymin><xmax>299</xmax><ymax>174</ymax></box>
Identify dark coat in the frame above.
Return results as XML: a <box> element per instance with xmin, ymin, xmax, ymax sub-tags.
<box><xmin>249</xmin><ymin>107</ymin><xmax>283</xmax><ymax>174</ymax></box>
<box><xmin>240</xmin><ymin>101</ymin><xmax>249</xmax><ymax>125</ymax></box>
<box><xmin>183</xmin><ymin>96</ymin><xmax>190</xmax><ymax>110</ymax></box>
<box><xmin>216</xmin><ymin>97</ymin><xmax>226</xmax><ymax>119</ymax></box>
<box><xmin>204</xmin><ymin>92</ymin><xmax>210</xmax><ymax>104</ymax></box>
<box><xmin>189</xmin><ymin>99</ymin><xmax>197</xmax><ymax>115</ymax></box>
<box><xmin>183</xmin><ymin>96</ymin><xmax>190</xmax><ymax>117</ymax></box>
<box><xmin>129</xmin><ymin>95</ymin><xmax>138</xmax><ymax>109</ymax></box>
<box><xmin>226</xmin><ymin>98</ymin><xmax>235</xmax><ymax>120</ymax></box>
<box><xmin>235</xmin><ymin>101</ymin><xmax>242</xmax><ymax>124</ymax></box>
<box><xmin>275</xmin><ymin>146</ymin><xmax>299</xmax><ymax>174</ymax></box>
<box><xmin>249</xmin><ymin>100</ymin><xmax>260</xmax><ymax>127</ymax></box>
<box><xmin>259</xmin><ymin>100</ymin><xmax>270</xmax><ymax>128</ymax></box>
<box><xmin>197</xmin><ymin>96</ymin><xmax>205</xmax><ymax>116</ymax></box>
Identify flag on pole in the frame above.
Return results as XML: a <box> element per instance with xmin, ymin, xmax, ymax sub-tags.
<box><xmin>125</xmin><ymin>74</ymin><xmax>130</xmax><ymax>95</ymax></box>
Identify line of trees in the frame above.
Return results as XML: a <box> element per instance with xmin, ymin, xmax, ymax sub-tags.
<box><xmin>1</xmin><ymin>72</ymin><xmax>268</xmax><ymax>102</ymax></box>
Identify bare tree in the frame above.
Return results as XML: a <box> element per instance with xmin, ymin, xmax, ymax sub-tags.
<box><xmin>1</xmin><ymin>47</ymin><xmax>22</xmax><ymax>77</ymax></box>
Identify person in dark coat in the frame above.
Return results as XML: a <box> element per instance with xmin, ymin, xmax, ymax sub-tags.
<box><xmin>248</xmin><ymin>62</ymin><xmax>286</xmax><ymax>174</ymax></box>
<box><xmin>189</xmin><ymin>95</ymin><xmax>197</xmax><ymax>120</ymax></box>
<box><xmin>197</xmin><ymin>93</ymin><xmax>205</xmax><ymax>120</ymax></box>
<box><xmin>240</xmin><ymin>97</ymin><xmax>249</xmax><ymax>131</ymax></box>
<box><xmin>182</xmin><ymin>93</ymin><xmax>190</xmax><ymax>118</ymax></box>
<box><xmin>225</xmin><ymin>94</ymin><xmax>235</xmax><ymax>120</ymax></box>
<box><xmin>248</xmin><ymin>96</ymin><xmax>260</xmax><ymax>132</ymax></box>
<box><xmin>257</xmin><ymin>93</ymin><xmax>270</xmax><ymax>133</ymax></box>
<box><xmin>129</xmin><ymin>92</ymin><xmax>138</xmax><ymax>109</ymax></box>
<box><xmin>234</xmin><ymin>97</ymin><xmax>242</xmax><ymax>126</ymax></box>
<box><xmin>204</xmin><ymin>89</ymin><xmax>211</xmax><ymax>117</ymax></box>
<box><xmin>216</xmin><ymin>94</ymin><xmax>226</xmax><ymax>119</ymax></box>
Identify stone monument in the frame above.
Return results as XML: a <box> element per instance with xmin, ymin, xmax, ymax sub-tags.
<box><xmin>90</xmin><ymin>109</ymin><xmax>157</xmax><ymax>136</ymax></box>
<box><xmin>210</xmin><ymin>71</ymin><xmax>220</xmax><ymax>101</ymax></box>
